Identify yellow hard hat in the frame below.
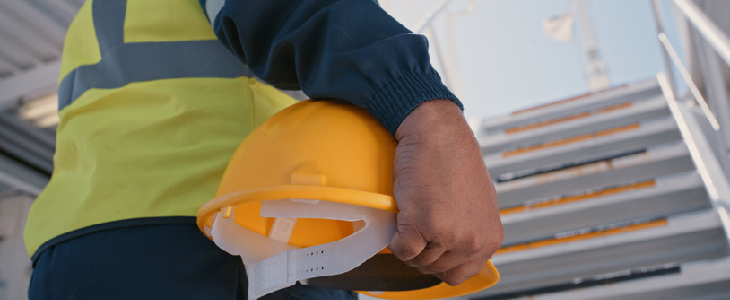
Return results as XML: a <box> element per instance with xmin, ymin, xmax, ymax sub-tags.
<box><xmin>197</xmin><ymin>100</ymin><xmax>499</xmax><ymax>299</ymax></box>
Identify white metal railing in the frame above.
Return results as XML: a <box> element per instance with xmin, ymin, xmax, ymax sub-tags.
<box><xmin>674</xmin><ymin>0</ymin><xmax>730</xmax><ymax>155</ymax></box>
<box><xmin>657</xmin><ymin>72</ymin><xmax>730</xmax><ymax>244</ymax></box>
<box><xmin>658</xmin><ymin>32</ymin><xmax>720</xmax><ymax>129</ymax></box>
<box><xmin>651</xmin><ymin>0</ymin><xmax>730</xmax><ymax>172</ymax></box>
<box><xmin>650</xmin><ymin>0</ymin><xmax>719</xmax><ymax>129</ymax></box>
<box><xmin>673</xmin><ymin>0</ymin><xmax>730</xmax><ymax>68</ymax></box>
<box><xmin>651</xmin><ymin>0</ymin><xmax>730</xmax><ymax>243</ymax></box>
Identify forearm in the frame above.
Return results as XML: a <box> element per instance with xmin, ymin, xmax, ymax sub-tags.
<box><xmin>200</xmin><ymin>0</ymin><xmax>462</xmax><ymax>135</ymax></box>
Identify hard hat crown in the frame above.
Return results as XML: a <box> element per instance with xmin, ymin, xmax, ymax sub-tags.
<box><xmin>204</xmin><ymin>100</ymin><xmax>397</xmax><ymax>249</ymax></box>
<box><xmin>217</xmin><ymin>99</ymin><xmax>396</xmax><ymax>198</ymax></box>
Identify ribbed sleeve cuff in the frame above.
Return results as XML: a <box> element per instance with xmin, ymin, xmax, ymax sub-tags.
<box><xmin>367</xmin><ymin>74</ymin><xmax>463</xmax><ymax>137</ymax></box>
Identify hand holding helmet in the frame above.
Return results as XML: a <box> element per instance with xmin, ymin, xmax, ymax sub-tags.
<box><xmin>391</xmin><ymin>99</ymin><xmax>504</xmax><ymax>286</ymax></box>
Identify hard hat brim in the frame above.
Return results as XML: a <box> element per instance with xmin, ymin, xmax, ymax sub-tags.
<box><xmin>197</xmin><ymin>185</ymin><xmax>500</xmax><ymax>299</ymax></box>
<box><xmin>360</xmin><ymin>260</ymin><xmax>500</xmax><ymax>299</ymax></box>
<box><xmin>197</xmin><ymin>185</ymin><xmax>397</xmax><ymax>234</ymax></box>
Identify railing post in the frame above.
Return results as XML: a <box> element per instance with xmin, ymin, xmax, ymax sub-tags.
<box><xmin>650</xmin><ymin>0</ymin><xmax>676</xmax><ymax>95</ymax></box>
<box><xmin>674</xmin><ymin>0</ymin><xmax>730</xmax><ymax>68</ymax></box>
<box><xmin>692</xmin><ymin>27</ymin><xmax>730</xmax><ymax>154</ymax></box>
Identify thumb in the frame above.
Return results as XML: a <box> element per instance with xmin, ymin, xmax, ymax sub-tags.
<box><xmin>388</xmin><ymin>229</ymin><xmax>427</xmax><ymax>261</ymax></box>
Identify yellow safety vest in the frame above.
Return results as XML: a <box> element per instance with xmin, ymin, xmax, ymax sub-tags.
<box><xmin>23</xmin><ymin>0</ymin><xmax>297</xmax><ymax>259</ymax></box>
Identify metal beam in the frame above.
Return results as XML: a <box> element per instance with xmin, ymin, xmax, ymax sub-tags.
<box><xmin>651</xmin><ymin>0</ymin><xmax>676</xmax><ymax>94</ymax></box>
<box><xmin>693</xmin><ymin>27</ymin><xmax>730</xmax><ymax>152</ymax></box>
<box><xmin>0</xmin><ymin>59</ymin><xmax>19</xmax><ymax>77</ymax></box>
<box><xmin>0</xmin><ymin>31</ymin><xmax>42</xmax><ymax>69</ymax></box>
<box><xmin>0</xmin><ymin>0</ymin><xmax>66</xmax><ymax>45</ymax></box>
<box><xmin>0</xmin><ymin>61</ymin><xmax>59</xmax><ymax>110</ymax></box>
<box><xmin>35</xmin><ymin>0</ymin><xmax>79</xmax><ymax>26</ymax></box>
<box><xmin>0</xmin><ymin>8</ymin><xmax>62</xmax><ymax>60</ymax></box>
<box><xmin>0</xmin><ymin>171</ymin><xmax>42</xmax><ymax>197</ymax></box>
<box><xmin>674</xmin><ymin>0</ymin><xmax>730</xmax><ymax>68</ymax></box>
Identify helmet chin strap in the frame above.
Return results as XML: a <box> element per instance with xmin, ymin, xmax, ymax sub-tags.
<box><xmin>210</xmin><ymin>199</ymin><xmax>397</xmax><ymax>300</ymax></box>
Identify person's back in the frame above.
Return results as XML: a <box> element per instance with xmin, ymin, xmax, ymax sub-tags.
<box><xmin>24</xmin><ymin>0</ymin><xmax>298</xmax><ymax>260</ymax></box>
<box><xmin>22</xmin><ymin>1</ymin><xmax>322</xmax><ymax>298</ymax></box>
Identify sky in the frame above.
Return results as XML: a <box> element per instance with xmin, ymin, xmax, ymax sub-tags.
<box><xmin>380</xmin><ymin>0</ymin><xmax>686</xmax><ymax>121</ymax></box>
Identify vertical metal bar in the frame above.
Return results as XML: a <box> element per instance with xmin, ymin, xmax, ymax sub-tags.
<box><xmin>651</xmin><ymin>0</ymin><xmax>676</xmax><ymax>94</ymax></box>
<box><xmin>674</xmin><ymin>0</ymin><xmax>730</xmax><ymax>68</ymax></box>
<box><xmin>404</xmin><ymin>0</ymin><xmax>452</xmax><ymax>91</ymax></box>
<box><xmin>413</xmin><ymin>0</ymin><xmax>453</xmax><ymax>34</ymax></box>
<box><xmin>693</xmin><ymin>27</ymin><xmax>730</xmax><ymax>153</ymax></box>
<box><xmin>659</xmin><ymin>33</ymin><xmax>720</xmax><ymax>130</ymax></box>
<box><xmin>423</xmin><ymin>26</ymin><xmax>451</xmax><ymax>89</ymax></box>
<box><xmin>445</xmin><ymin>11</ymin><xmax>465</xmax><ymax>99</ymax></box>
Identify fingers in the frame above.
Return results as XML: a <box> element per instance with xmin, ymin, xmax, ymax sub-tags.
<box><xmin>389</xmin><ymin>230</ymin><xmax>427</xmax><ymax>261</ymax></box>
<box><xmin>434</xmin><ymin>259</ymin><xmax>487</xmax><ymax>286</ymax></box>
<box><xmin>403</xmin><ymin>242</ymin><xmax>446</xmax><ymax>268</ymax></box>
<box><xmin>414</xmin><ymin>250</ymin><xmax>468</xmax><ymax>275</ymax></box>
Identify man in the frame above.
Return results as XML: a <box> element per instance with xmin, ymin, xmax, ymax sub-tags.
<box><xmin>24</xmin><ymin>0</ymin><xmax>503</xmax><ymax>299</ymax></box>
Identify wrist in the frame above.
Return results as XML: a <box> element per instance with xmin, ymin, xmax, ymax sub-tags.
<box><xmin>395</xmin><ymin>100</ymin><xmax>469</xmax><ymax>142</ymax></box>
<box><xmin>366</xmin><ymin>74</ymin><xmax>461</xmax><ymax>136</ymax></box>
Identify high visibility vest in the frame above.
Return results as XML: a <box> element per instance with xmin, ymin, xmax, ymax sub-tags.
<box><xmin>23</xmin><ymin>0</ymin><xmax>297</xmax><ymax>259</ymax></box>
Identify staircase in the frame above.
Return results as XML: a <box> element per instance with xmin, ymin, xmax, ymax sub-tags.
<box><xmin>467</xmin><ymin>76</ymin><xmax>730</xmax><ymax>300</ymax></box>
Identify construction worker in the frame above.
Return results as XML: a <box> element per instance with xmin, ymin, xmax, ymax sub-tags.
<box><xmin>24</xmin><ymin>0</ymin><xmax>503</xmax><ymax>299</ymax></box>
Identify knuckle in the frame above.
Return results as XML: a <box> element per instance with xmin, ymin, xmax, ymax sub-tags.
<box><xmin>408</xmin><ymin>256</ymin><xmax>430</xmax><ymax>267</ymax></box>
<box><xmin>484</xmin><ymin>226</ymin><xmax>505</xmax><ymax>255</ymax></box>
<box><xmin>409</xmin><ymin>253</ymin><xmax>436</xmax><ymax>267</ymax></box>
<box><xmin>461</xmin><ymin>235</ymin><xmax>482</xmax><ymax>255</ymax></box>
<box><xmin>421</xmin><ymin>218</ymin><xmax>445</xmax><ymax>239</ymax></box>
<box><xmin>462</xmin><ymin>227</ymin><xmax>504</xmax><ymax>258</ymax></box>
<box><xmin>390</xmin><ymin>231</ymin><xmax>426</xmax><ymax>261</ymax></box>
<box><xmin>395</xmin><ymin>248</ymin><xmax>419</xmax><ymax>260</ymax></box>
<box><xmin>392</xmin><ymin>243</ymin><xmax>421</xmax><ymax>261</ymax></box>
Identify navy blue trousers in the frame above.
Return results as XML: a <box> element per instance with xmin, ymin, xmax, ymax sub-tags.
<box><xmin>29</xmin><ymin>224</ymin><xmax>357</xmax><ymax>300</ymax></box>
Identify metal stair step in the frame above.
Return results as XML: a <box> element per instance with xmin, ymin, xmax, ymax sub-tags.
<box><xmin>501</xmin><ymin>171</ymin><xmax>710</xmax><ymax>244</ymax></box>
<box><xmin>479</xmin><ymin>79</ymin><xmax>661</xmax><ymax>135</ymax></box>
<box><xmin>485</xmin><ymin>117</ymin><xmax>681</xmax><ymax>178</ymax></box>
<box><xmin>502</xmin><ymin>257</ymin><xmax>730</xmax><ymax>300</ymax></box>
<box><xmin>480</xmin><ymin>96</ymin><xmax>670</xmax><ymax>155</ymax></box>
<box><xmin>483</xmin><ymin>209</ymin><xmax>728</xmax><ymax>296</ymax></box>
<box><xmin>496</xmin><ymin>141</ymin><xmax>693</xmax><ymax>207</ymax></box>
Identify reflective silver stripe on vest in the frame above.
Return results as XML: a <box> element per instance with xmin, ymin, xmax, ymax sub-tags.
<box><xmin>204</xmin><ymin>0</ymin><xmax>226</xmax><ymax>25</ymax></box>
<box><xmin>57</xmin><ymin>0</ymin><xmax>249</xmax><ymax>111</ymax></box>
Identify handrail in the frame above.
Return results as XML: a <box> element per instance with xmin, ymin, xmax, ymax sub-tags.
<box><xmin>412</xmin><ymin>0</ymin><xmax>453</xmax><ymax>34</ymax></box>
<box><xmin>650</xmin><ymin>0</ymin><xmax>676</xmax><ymax>93</ymax></box>
<box><xmin>674</xmin><ymin>0</ymin><xmax>730</xmax><ymax>68</ymax></box>
<box><xmin>650</xmin><ymin>0</ymin><xmax>719</xmax><ymax>130</ymax></box>
<box><xmin>658</xmin><ymin>33</ymin><xmax>720</xmax><ymax>130</ymax></box>
<box><xmin>657</xmin><ymin>72</ymin><xmax>730</xmax><ymax>243</ymax></box>
<box><xmin>412</xmin><ymin>0</ymin><xmax>475</xmax><ymax>34</ymax></box>
<box><xmin>653</xmin><ymin>0</ymin><xmax>730</xmax><ymax>242</ymax></box>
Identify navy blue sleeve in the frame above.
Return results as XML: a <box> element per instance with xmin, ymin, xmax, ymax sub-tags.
<box><xmin>199</xmin><ymin>0</ymin><xmax>462</xmax><ymax>136</ymax></box>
